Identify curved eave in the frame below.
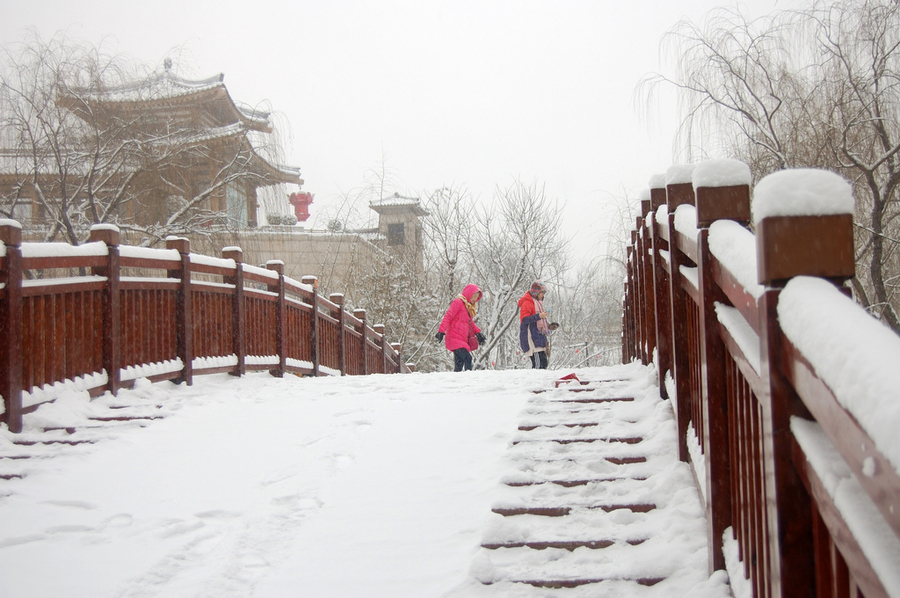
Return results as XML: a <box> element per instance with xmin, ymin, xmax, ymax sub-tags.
<box><xmin>60</xmin><ymin>79</ymin><xmax>272</xmax><ymax>133</ymax></box>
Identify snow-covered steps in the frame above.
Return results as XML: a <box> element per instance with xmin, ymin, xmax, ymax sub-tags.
<box><xmin>0</xmin><ymin>379</ymin><xmax>178</xmax><ymax>483</ymax></box>
<box><xmin>471</xmin><ymin>366</ymin><xmax>718</xmax><ymax>595</ymax></box>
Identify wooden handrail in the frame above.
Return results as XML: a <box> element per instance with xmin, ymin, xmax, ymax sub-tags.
<box><xmin>623</xmin><ymin>163</ymin><xmax>900</xmax><ymax>597</ymax></box>
<box><xmin>0</xmin><ymin>223</ymin><xmax>409</xmax><ymax>433</ymax></box>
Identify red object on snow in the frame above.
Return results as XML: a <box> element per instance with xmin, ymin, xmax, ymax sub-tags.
<box><xmin>288</xmin><ymin>191</ymin><xmax>314</xmax><ymax>222</ymax></box>
<box><xmin>555</xmin><ymin>373</ymin><xmax>581</xmax><ymax>388</ymax></box>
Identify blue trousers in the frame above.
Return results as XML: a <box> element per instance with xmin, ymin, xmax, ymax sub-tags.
<box><xmin>453</xmin><ymin>348</ymin><xmax>473</xmax><ymax>371</ymax></box>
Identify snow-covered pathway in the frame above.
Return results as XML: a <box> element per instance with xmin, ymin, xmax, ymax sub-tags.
<box><xmin>0</xmin><ymin>363</ymin><xmax>728</xmax><ymax>597</ymax></box>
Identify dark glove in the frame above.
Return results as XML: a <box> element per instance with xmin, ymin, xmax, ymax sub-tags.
<box><xmin>435</xmin><ymin>332</ymin><xmax>445</xmax><ymax>343</ymax></box>
<box><xmin>475</xmin><ymin>332</ymin><xmax>486</xmax><ymax>344</ymax></box>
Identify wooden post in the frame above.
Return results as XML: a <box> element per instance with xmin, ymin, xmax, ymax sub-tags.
<box><xmin>666</xmin><ymin>182</ymin><xmax>695</xmax><ymax>462</ymax></box>
<box><xmin>374</xmin><ymin>324</ymin><xmax>386</xmax><ymax>374</ymax></box>
<box><xmin>649</xmin><ymin>187</ymin><xmax>672</xmax><ymax>395</ymax></box>
<box><xmin>354</xmin><ymin>309</ymin><xmax>367</xmax><ymax>375</ymax></box>
<box><xmin>756</xmin><ymin>205</ymin><xmax>855</xmax><ymax>598</ymax></box>
<box><xmin>302</xmin><ymin>276</ymin><xmax>319</xmax><ymax>376</ymax></box>
<box><xmin>640</xmin><ymin>200</ymin><xmax>657</xmax><ymax>362</ymax></box>
<box><xmin>90</xmin><ymin>226</ymin><xmax>122</xmax><ymax>395</ymax></box>
<box><xmin>391</xmin><ymin>342</ymin><xmax>402</xmax><ymax>374</ymax></box>
<box><xmin>0</xmin><ymin>220</ymin><xmax>24</xmax><ymax>433</ymax></box>
<box><xmin>267</xmin><ymin>261</ymin><xmax>286</xmax><ymax>378</ymax></box>
<box><xmin>635</xmin><ymin>218</ymin><xmax>648</xmax><ymax>362</ymax></box>
<box><xmin>222</xmin><ymin>247</ymin><xmax>245</xmax><ymax>377</ymax></box>
<box><xmin>166</xmin><ymin>237</ymin><xmax>193</xmax><ymax>386</ymax></box>
<box><xmin>329</xmin><ymin>293</ymin><xmax>346</xmax><ymax>375</ymax></box>
<box><xmin>695</xmin><ymin>182</ymin><xmax>751</xmax><ymax>573</ymax></box>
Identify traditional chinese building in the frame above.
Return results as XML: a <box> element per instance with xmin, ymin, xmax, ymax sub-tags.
<box><xmin>0</xmin><ymin>63</ymin><xmax>302</xmax><ymax>232</ymax></box>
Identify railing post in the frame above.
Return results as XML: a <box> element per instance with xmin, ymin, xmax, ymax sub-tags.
<box><xmin>391</xmin><ymin>342</ymin><xmax>402</xmax><ymax>373</ymax></box>
<box><xmin>634</xmin><ymin>217</ymin><xmax>646</xmax><ymax>362</ymax></box>
<box><xmin>329</xmin><ymin>293</ymin><xmax>346</xmax><ymax>375</ymax></box>
<box><xmin>90</xmin><ymin>225</ymin><xmax>122</xmax><ymax>395</ymax></box>
<box><xmin>640</xmin><ymin>195</ymin><xmax>657</xmax><ymax>362</ymax></box>
<box><xmin>694</xmin><ymin>160</ymin><xmax>752</xmax><ymax>574</ymax></box>
<box><xmin>222</xmin><ymin>247</ymin><xmax>245</xmax><ymax>377</ymax></box>
<box><xmin>649</xmin><ymin>179</ymin><xmax>673</xmax><ymax>394</ymax></box>
<box><xmin>754</xmin><ymin>169</ymin><xmax>855</xmax><ymax>598</ymax></box>
<box><xmin>302</xmin><ymin>276</ymin><xmax>319</xmax><ymax>376</ymax></box>
<box><xmin>166</xmin><ymin>237</ymin><xmax>193</xmax><ymax>386</ymax></box>
<box><xmin>624</xmin><ymin>238</ymin><xmax>635</xmax><ymax>362</ymax></box>
<box><xmin>267</xmin><ymin>261</ymin><xmax>286</xmax><ymax>378</ymax></box>
<box><xmin>0</xmin><ymin>220</ymin><xmax>24</xmax><ymax>433</ymax></box>
<box><xmin>665</xmin><ymin>174</ymin><xmax>695</xmax><ymax>462</ymax></box>
<box><xmin>354</xmin><ymin>309</ymin><xmax>367</xmax><ymax>375</ymax></box>
<box><xmin>374</xmin><ymin>324</ymin><xmax>386</xmax><ymax>374</ymax></box>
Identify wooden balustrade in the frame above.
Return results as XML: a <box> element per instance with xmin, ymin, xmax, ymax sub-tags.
<box><xmin>0</xmin><ymin>221</ymin><xmax>409</xmax><ymax>433</ymax></box>
<box><xmin>623</xmin><ymin>163</ymin><xmax>900</xmax><ymax>598</ymax></box>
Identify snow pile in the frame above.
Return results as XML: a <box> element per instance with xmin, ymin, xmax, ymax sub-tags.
<box><xmin>708</xmin><ymin>220</ymin><xmax>765</xmax><ymax>299</ymax></box>
<box><xmin>655</xmin><ymin>204</ymin><xmax>669</xmax><ymax>226</ymax></box>
<box><xmin>778</xmin><ymin>276</ymin><xmax>900</xmax><ymax>477</ymax></box>
<box><xmin>714</xmin><ymin>303</ymin><xmax>761</xmax><ymax>375</ymax></box>
<box><xmin>119</xmin><ymin>245</ymin><xmax>180</xmax><ymax>261</ymax></box>
<box><xmin>20</xmin><ymin>241</ymin><xmax>107</xmax><ymax>258</ymax></box>
<box><xmin>752</xmin><ymin>168</ymin><xmax>854</xmax><ymax>225</ymax></box>
<box><xmin>693</xmin><ymin>159</ymin><xmax>751</xmax><ymax>190</ymax></box>
<box><xmin>666</xmin><ymin>164</ymin><xmax>695</xmax><ymax>186</ymax></box>
<box><xmin>0</xmin><ymin>364</ymin><xmax>725</xmax><ymax>597</ymax></box>
<box><xmin>792</xmin><ymin>418</ymin><xmax>900</xmax><ymax>596</ymax></box>
<box><xmin>674</xmin><ymin>204</ymin><xmax>699</xmax><ymax>238</ymax></box>
<box><xmin>648</xmin><ymin>173</ymin><xmax>666</xmax><ymax>189</ymax></box>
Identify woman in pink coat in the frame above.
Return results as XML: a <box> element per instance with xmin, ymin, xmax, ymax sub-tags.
<box><xmin>436</xmin><ymin>283</ymin><xmax>485</xmax><ymax>371</ymax></box>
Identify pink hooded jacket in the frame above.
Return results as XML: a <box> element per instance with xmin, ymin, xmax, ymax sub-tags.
<box><xmin>438</xmin><ymin>284</ymin><xmax>483</xmax><ymax>351</ymax></box>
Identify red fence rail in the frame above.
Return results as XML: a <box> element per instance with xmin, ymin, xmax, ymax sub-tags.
<box><xmin>623</xmin><ymin>163</ymin><xmax>900</xmax><ymax>598</ymax></box>
<box><xmin>0</xmin><ymin>222</ymin><xmax>409</xmax><ymax>433</ymax></box>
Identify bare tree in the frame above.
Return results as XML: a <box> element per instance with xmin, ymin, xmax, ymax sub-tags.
<box><xmin>551</xmin><ymin>190</ymin><xmax>637</xmax><ymax>368</ymax></box>
<box><xmin>0</xmin><ymin>32</ymin><xmax>295</xmax><ymax>246</ymax></box>
<box><xmin>467</xmin><ymin>179</ymin><xmax>570</xmax><ymax>368</ymax></box>
<box><xmin>641</xmin><ymin>0</ymin><xmax>900</xmax><ymax>331</ymax></box>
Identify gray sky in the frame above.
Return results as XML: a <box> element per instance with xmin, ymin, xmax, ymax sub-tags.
<box><xmin>1</xmin><ymin>0</ymin><xmax>793</xmax><ymax>261</ymax></box>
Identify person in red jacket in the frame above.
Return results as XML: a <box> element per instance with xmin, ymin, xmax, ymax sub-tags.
<box><xmin>436</xmin><ymin>283</ymin><xmax>485</xmax><ymax>371</ymax></box>
<box><xmin>519</xmin><ymin>280</ymin><xmax>549</xmax><ymax>369</ymax></box>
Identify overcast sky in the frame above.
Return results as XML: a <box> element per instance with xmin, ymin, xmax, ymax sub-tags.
<box><xmin>1</xmin><ymin>0</ymin><xmax>796</xmax><ymax>261</ymax></box>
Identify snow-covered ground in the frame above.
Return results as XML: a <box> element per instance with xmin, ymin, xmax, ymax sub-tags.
<box><xmin>0</xmin><ymin>363</ymin><xmax>727</xmax><ymax>597</ymax></box>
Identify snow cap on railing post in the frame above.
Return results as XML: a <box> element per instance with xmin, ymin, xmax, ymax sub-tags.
<box><xmin>752</xmin><ymin>169</ymin><xmax>855</xmax><ymax>287</ymax></box>
<box><xmin>692</xmin><ymin>159</ymin><xmax>751</xmax><ymax>229</ymax></box>
<box><xmin>649</xmin><ymin>173</ymin><xmax>667</xmax><ymax>211</ymax></box>
<box><xmin>0</xmin><ymin>219</ymin><xmax>24</xmax><ymax>433</ymax></box>
<box><xmin>666</xmin><ymin>165</ymin><xmax>696</xmax><ymax>210</ymax></box>
<box><xmin>640</xmin><ymin>188</ymin><xmax>651</xmax><ymax>218</ymax></box>
<box><xmin>0</xmin><ymin>218</ymin><xmax>23</xmax><ymax>247</ymax></box>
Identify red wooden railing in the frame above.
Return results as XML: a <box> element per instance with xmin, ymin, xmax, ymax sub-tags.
<box><xmin>0</xmin><ymin>222</ymin><xmax>409</xmax><ymax>433</ymax></box>
<box><xmin>623</xmin><ymin>163</ymin><xmax>900</xmax><ymax>598</ymax></box>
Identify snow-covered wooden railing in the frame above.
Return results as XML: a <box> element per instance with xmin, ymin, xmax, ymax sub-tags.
<box><xmin>0</xmin><ymin>223</ymin><xmax>409</xmax><ymax>433</ymax></box>
<box><xmin>623</xmin><ymin>161</ymin><xmax>900</xmax><ymax>598</ymax></box>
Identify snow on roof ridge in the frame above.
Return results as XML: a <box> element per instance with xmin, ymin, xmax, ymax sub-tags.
<box><xmin>67</xmin><ymin>70</ymin><xmax>225</xmax><ymax>98</ymax></box>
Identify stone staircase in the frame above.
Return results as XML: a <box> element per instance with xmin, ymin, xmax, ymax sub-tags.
<box><xmin>469</xmin><ymin>369</ymin><xmax>716</xmax><ymax>595</ymax></box>
<box><xmin>0</xmin><ymin>387</ymin><xmax>171</xmax><ymax>482</ymax></box>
